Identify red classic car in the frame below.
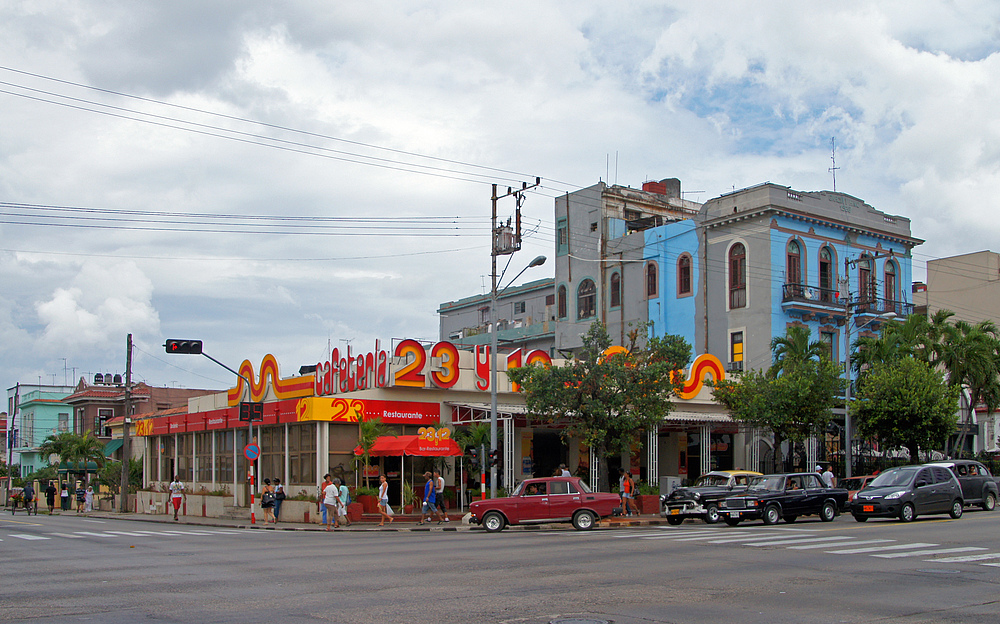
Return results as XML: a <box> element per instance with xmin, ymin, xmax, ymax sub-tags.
<box><xmin>469</xmin><ymin>476</ymin><xmax>621</xmax><ymax>532</ymax></box>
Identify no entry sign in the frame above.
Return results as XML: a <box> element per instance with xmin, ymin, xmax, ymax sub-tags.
<box><xmin>243</xmin><ymin>443</ymin><xmax>260</xmax><ymax>461</ymax></box>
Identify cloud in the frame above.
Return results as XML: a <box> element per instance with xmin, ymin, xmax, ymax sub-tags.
<box><xmin>35</xmin><ymin>261</ymin><xmax>160</xmax><ymax>355</ymax></box>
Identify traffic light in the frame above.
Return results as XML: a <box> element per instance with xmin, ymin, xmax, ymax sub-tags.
<box><xmin>164</xmin><ymin>339</ymin><xmax>203</xmax><ymax>355</ymax></box>
<box><xmin>239</xmin><ymin>402</ymin><xmax>264</xmax><ymax>422</ymax></box>
<box><xmin>488</xmin><ymin>449</ymin><xmax>498</xmax><ymax>467</ymax></box>
<box><xmin>466</xmin><ymin>445</ymin><xmax>479</xmax><ymax>469</ymax></box>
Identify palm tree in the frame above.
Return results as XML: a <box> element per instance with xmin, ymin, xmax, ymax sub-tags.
<box><xmin>940</xmin><ymin>320</ymin><xmax>1000</xmax><ymax>455</ymax></box>
<box><xmin>356</xmin><ymin>418</ymin><xmax>397</xmax><ymax>489</ymax></box>
<box><xmin>38</xmin><ymin>431</ymin><xmax>106</xmax><ymax>487</ymax></box>
<box><xmin>769</xmin><ymin>326</ymin><xmax>827</xmax><ymax>378</ymax></box>
<box><xmin>453</xmin><ymin>422</ymin><xmax>491</xmax><ymax>482</ymax></box>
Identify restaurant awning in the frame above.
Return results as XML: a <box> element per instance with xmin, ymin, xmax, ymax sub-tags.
<box><xmin>353</xmin><ymin>435</ymin><xmax>463</xmax><ymax>457</ymax></box>
<box><xmin>103</xmin><ymin>439</ymin><xmax>123</xmax><ymax>457</ymax></box>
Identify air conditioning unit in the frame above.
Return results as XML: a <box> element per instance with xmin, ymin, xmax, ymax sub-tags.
<box><xmin>728</xmin><ymin>361</ymin><xmax>743</xmax><ymax>372</ymax></box>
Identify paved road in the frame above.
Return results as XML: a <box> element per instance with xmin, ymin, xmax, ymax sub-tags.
<box><xmin>2</xmin><ymin>510</ymin><xmax>998</xmax><ymax>623</ymax></box>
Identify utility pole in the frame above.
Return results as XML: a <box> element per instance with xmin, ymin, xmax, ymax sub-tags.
<box><xmin>6</xmin><ymin>383</ymin><xmax>18</xmax><ymax>506</ymax></box>
<box><xmin>119</xmin><ymin>334</ymin><xmax>133</xmax><ymax>513</ymax></box>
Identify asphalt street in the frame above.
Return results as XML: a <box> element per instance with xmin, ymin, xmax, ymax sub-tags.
<box><xmin>2</xmin><ymin>509</ymin><xmax>999</xmax><ymax>623</ymax></box>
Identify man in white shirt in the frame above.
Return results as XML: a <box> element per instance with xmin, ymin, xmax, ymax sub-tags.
<box><xmin>559</xmin><ymin>464</ymin><xmax>571</xmax><ymax>477</ymax></box>
<box><xmin>433</xmin><ymin>469</ymin><xmax>449</xmax><ymax>522</ymax></box>
<box><xmin>821</xmin><ymin>465</ymin><xmax>837</xmax><ymax>488</ymax></box>
<box><xmin>168</xmin><ymin>475</ymin><xmax>185</xmax><ymax>521</ymax></box>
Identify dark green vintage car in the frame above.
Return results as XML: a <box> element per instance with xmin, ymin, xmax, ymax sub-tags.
<box><xmin>719</xmin><ymin>473</ymin><xmax>849</xmax><ymax>526</ymax></box>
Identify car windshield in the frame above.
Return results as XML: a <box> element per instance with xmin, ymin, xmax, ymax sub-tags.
<box><xmin>839</xmin><ymin>478</ymin><xmax>864</xmax><ymax>490</ymax></box>
<box><xmin>694</xmin><ymin>475</ymin><xmax>730</xmax><ymax>487</ymax></box>
<box><xmin>746</xmin><ymin>476</ymin><xmax>785</xmax><ymax>492</ymax></box>
<box><xmin>868</xmin><ymin>468</ymin><xmax>917</xmax><ymax>488</ymax></box>
<box><xmin>512</xmin><ymin>482</ymin><xmax>525</xmax><ymax>497</ymax></box>
<box><xmin>576</xmin><ymin>480</ymin><xmax>592</xmax><ymax>493</ymax></box>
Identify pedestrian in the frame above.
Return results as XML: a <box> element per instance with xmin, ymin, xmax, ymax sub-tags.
<box><xmin>433</xmin><ymin>469</ymin><xmax>449</xmax><ymax>523</ymax></box>
<box><xmin>418</xmin><ymin>472</ymin><xmax>441</xmax><ymax>525</ymax></box>
<box><xmin>318</xmin><ymin>474</ymin><xmax>332</xmax><ymax>527</ymax></box>
<box><xmin>815</xmin><ymin>464</ymin><xmax>823</xmax><ymax>474</ymax></box>
<box><xmin>322</xmin><ymin>475</ymin><xmax>338</xmax><ymax>531</ymax></box>
<box><xmin>75</xmin><ymin>482</ymin><xmax>86</xmax><ymax>513</ymax></box>
<box><xmin>45</xmin><ymin>481</ymin><xmax>57</xmax><ymax>514</ymax></box>
<box><xmin>619</xmin><ymin>468</ymin><xmax>638</xmax><ymax>516</ymax></box>
<box><xmin>60</xmin><ymin>483</ymin><xmax>70</xmax><ymax>511</ymax></box>
<box><xmin>336</xmin><ymin>478</ymin><xmax>352</xmax><ymax>527</ymax></box>
<box><xmin>168</xmin><ymin>474</ymin><xmax>186</xmax><ymax>521</ymax></box>
<box><xmin>261</xmin><ymin>478</ymin><xmax>276</xmax><ymax>524</ymax></box>
<box><xmin>559</xmin><ymin>463</ymin><xmax>571</xmax><ymax>477</ymax></box>
<box><xmin>84</xmin><ymin>486</ymin><xmax>94</xmax><ymax>513</ymax></box>
<box><xmin>821</xmin><ymin>464</ymin><xmax>837</xmax><ymax>488</ymax></box>
<box><xmin>377</xmin><ymin>474</ymin><xmax>393</xmax><ymax>526</ymax></box>
<box><xmin>273</xmin><ymin>478</ymin><xmax>285</xmax><ymax>522</ymax></box>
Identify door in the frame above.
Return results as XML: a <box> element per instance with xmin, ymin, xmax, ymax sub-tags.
<box><xmin>931</xmin><ymin>467</ymin><xmax>958</xmax><ymax>511</ymax></box>
<box><xmin>800</xmin><ymin>474</ymin><xmax>828</xmax><ymax>513</ymax></box>
<box><xmin>547</xmin><ymin>480</ymin><xmax>584</xmax><ymax>520</ymax></box>
<box><xmin>912</xmin><ymin>468</ymin><xmax>936</xmax><ymax>513</ymax></box>
<box><xmin>782</xmin><ymin>475</ymin><xmax>810</xmax><ymax>516</ymax></box>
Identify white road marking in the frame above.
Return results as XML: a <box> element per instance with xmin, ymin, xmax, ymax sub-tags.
<box><xmin>827</xmin><ymin>542</ymin><xmax>938</xmax><ymax>554</ymax></box>
<box><xmin>46</xmin><ymin>533</ymin><xmax>86</xmax><ymax>539</ymax></box>
<box><xmin>105</xmin><ymin>531</ymin><xmax>149</xmax><ymax>537</ymax></box>
<box><xmin>79</xmin><ymin>519</ymin><xmax>106</xmax><ymax>524</ymax></box>
<box><xmin>706</xmin><ymin>534</ymin><xmax>819</xmax><ymax>545</ymax></box>
<box><xmin>747</xmin><ymin>536</ymin><xmax>856</xmax><ymax>547</ymax></box>
<box><xmin>932</xmin><ymin>553</ymin><xmax>1000</xmax><ymax>563</ymax></box>
<box><xmin>873</xmin><ymin>547</ymin><xmax>986</xmax><ymax>559</ymax></box>
<box><xmin>981</xmin><ymin>563</ymin><xmax>1000</xmax><ymax>568</ymax></box>
<box><xmin>9</xmin><ymin>534</ymin><xmax>49</xmax><ymax>540</ymax></box>
<box><xmin>73</xmin><ymin>531</ymin><xmax>117</xmax><ymax>538</ymax></box>
<box><xmin>787</xmin><ymin>539</ymin><xmax>893</xmax><ymax>550</ymax></box>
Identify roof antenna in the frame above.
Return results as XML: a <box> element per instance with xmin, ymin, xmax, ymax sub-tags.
<box><xmin>829</xmin><ymin>137</ymin><xmax>840</xmax><ymax>192</ymax></box>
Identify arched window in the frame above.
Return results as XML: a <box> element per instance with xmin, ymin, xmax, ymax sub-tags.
<box><xmin>557</xmin><ymin>285</ymin><xmax>567</xmax><ymax>319</ymax></box>
<box><xmin>577</xmin><ymin>279</ymin><xmax>596</xmax><ymax>319</ymax></box>
<box><xmin>609</xmin><ymin>272</ymin><xmax>622</xmax><ymax>308</ymax></box>
<box><xmin>729</xmin><ymin>243</ymin><xmax>747</xmax><ymax>309</ymax></box>
<box><xmin>677</xmin><ymin>254</ymin><xmax>692</xmax><ymax>296</ymax></box>
<box><xmin>819</xmin><ymin>246</ymin><xmax>834</xmax><ymax>303</ymax></box>
<box><xmin>646</xmin><ymin>262</ymin><xmax>658</xmax><ymax>298</ymax></box>
<box><xmin>858</xmin><ymin>256</ymin><xmax>873</xmax><ymax>303</ymax></box>
<box><xmin>884</xmin><ymin>261</ymin><xmax>898</xmax><ymax>305</ymax></box>
<box><xmin>786</xmin><ymin>240</ymin><xmax>802</xmax><ymax>290</ymax></box>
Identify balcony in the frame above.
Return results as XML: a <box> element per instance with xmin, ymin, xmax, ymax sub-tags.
<box><xmin>781</xmin><ymin>284</ymin><xmax>843</xmax><ymax>307</ymax></box>
<box><xmin>852</xmin><ymin>297</ymin><xmax>914</xmax><ymax>318</ymax></box>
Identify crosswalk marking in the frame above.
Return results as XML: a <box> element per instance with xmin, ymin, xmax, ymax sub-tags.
<box><xmin>981</xmin><ymin>563</ymin><xmax>1000</xmax><ymax>568</ymax></box>
<box><xmin>46</xmin><ymin>532</ymin><xmax>86</xmax><ymax>539</ymax></box>
<box><xmin>932</xmin><ymin>553</ymin><xmax>1000</xmax><ymax>563</ymax></box>
<box><xmin>9</xmin><ymin>534</ymin><xmax>49</xmax><ymax>540</ymax></box>
<box><xmin>74</xmin><ymin>531</ymin><xmax>118</xmax><ymax>538</ymax></box>
<box><xmin>827</xmin><ymin>542</ymin><xmax>938</xmax><ymax>554</ymax></box>
<box><xmin>747</xmin><ymin>536</ymin><xmax>857</xmax><ymax>547</ymax></box>
<box><xmin>706</xmin><ymin>533</ymin><xmax>819</xmax><ymax>545</ymax></box>
<box><xmin>872</xmin><ymin>547</ymin><xmax>986</xmax><ymax>559</ymax></box>
<box><xmin>106</xmin><ymin>531</ymin><xmax>149</xmax><ymax>537</ymax></box>
<box><xmin>788</xmin><ymin>539</ymin><xmax>893</xmax><ymax>550</ymax></box>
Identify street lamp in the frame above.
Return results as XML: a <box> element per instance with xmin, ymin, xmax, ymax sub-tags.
<box><xmin>844</xmin><ymin>311</ymin><xmax>896</xmax><ymax>477</ymax></box>
<box><xmin>490</xmin><ymin>254</ymin><xmax>546</xmax><ymax>498</ymax></box>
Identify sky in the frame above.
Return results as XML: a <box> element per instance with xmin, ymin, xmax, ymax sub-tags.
<box><xmin>1</xmin><ymin>1</ymin><xmax>999</xmax><ymax>395</ymax></box>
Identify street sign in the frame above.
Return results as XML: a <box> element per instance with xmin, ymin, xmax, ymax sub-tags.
<box><xmin>243</xmin><ymin>443</ymin><xmax>260</xmax><ymax>461</ymax></box>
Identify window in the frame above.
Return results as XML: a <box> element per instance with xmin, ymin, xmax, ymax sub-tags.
<box><xmin>729</xmin><ymin>243</ymin><xmax>747</xmax><ymax>308</ymax></box>
<box><xmin>97</xmin><ymin>408</ymin><xmax>114</xmax><ymax>437</ymax></box>
<box><xmin>288</xmin><ymin>423</ymin><xmax>316</xmax><ymax>485</ymax></box>
<box><xmin>557</xmin><ymin>285</ymin><xmax>567</xmax><ymax>319</ymax></box>
<box><xmin>819</xmin><ymin>246</ymin><xmax>834</xmax><ymax>303</ymax></box>
<box><xmin>609</xmin><ymin>272</ymin><xmax>621</xmax><ymax>308</ymax></box>
<box><xmin>545</xmin><ymin>294</ymin><xmax>555</xmax><ymax>306</ymax></box>
<box><xmin>549</xmin><ymin>481</ymin><xmax>569</xmax><ymax>495</ymax></box>
<box><xmin>885</xmin><ymin>261</ymin><xmax>898</xmax><ymax>303</ymax></box>
<box><xmin>513</xmin><ymin>301</ymin><xmax>526</xmax><ymax>315</ymax></box>
<box><xmin>646</xmin><ymin>262</ymin><xmax>658</xmax><ymax>298</ymax></box>
<box><xmin>786</xmin><ymin>240</ymin><xmax>802</xmax><ymax>289</ymax></box>
<box><xmin>57</xmin><ymin>413</ymin><xmax>69</xmax><ymax>432</ymax></box>
<box><xmin>820</xmin><ymin>331</ymin><xmax>836</xmax><ymax>361</ymax></box>
<box><xmin>730</xmin><ymin>331</ymin><xmax>744</xmax><ymax>365</ymax></box>
<box><xmin>260</xmin><ymin>425</ymin><xmax>285</xmax><ymax>484</ymax></box>
<box><xmin>159</xmin><ymin>435</ymin><xmax>175</xmax><ymax>483</ymax></box>
<box><xmin>557</xmin><ymin>218</ymin><xmax>568</xmax><ymax>256</ymax></box>
<box><xmin>677</xmin><ymin>254</ymin><xmax>692</xmax><ymax>296</ymax></box>
<box><xmin>859</xmin><ymin>256</ymin><xmax>873</xmax><ymax>303</ymax></box>
<box><xmin>577</xmin><ymin>279</ymin><xmax>596</xmax><ymax>319</ymax></box>
<box><xmin>215</xmin><ymin>430</ymin><xmax>234</xmax><ymax>483</ymax></box>
<box><xmin>479</xmin><ymin>306</ymin><xmax>490</xmax><ymax>325</ymax></box>
<box><xmin>195</xmin><ymin>431</ymin><xmax>213</xmax><ymax>483</ymax></box>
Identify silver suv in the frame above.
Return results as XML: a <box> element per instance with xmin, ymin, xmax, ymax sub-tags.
<box><xmin>850</xmin><ymin>465</ymin><xmax>963</xmax><ymax>523</ymax></box>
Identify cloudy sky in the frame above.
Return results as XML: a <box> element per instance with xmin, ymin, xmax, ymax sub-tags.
<box><xmin>1</xmin><ymin>1</ymin><xmax>998</xmax><ymax>394</ymax></box>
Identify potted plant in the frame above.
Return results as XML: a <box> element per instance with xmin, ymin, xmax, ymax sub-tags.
<box><xmin>402</xmin><ymin>482</ymin><xmax>417</xmax><ymax>514</ymax></box>
<box><xmin>354</xmin><ymin>486</ymin><xmax>379</xmax><ymax>514</ymax></box>
<box><xmin>635</xmin><ymin>480</ymin><xmax>659</xmax><ymax>514</ymax></box>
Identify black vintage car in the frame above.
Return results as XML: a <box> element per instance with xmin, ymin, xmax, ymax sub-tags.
<box><xmin>925</xmin><ymin>460</ymin><xmax>999</xmax><ymax>511</ymax></box>
<box><xmin>719</xmin><ymin>472</ymin><xmax>850</xmax><ymax>526</ymax></box>
<box><xmin>661</xmin><ymin>470</ymin><xmax>762</xmax><ymax>524</ymax></box>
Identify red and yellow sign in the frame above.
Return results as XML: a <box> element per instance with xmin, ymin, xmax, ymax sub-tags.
<box><xmin>295</xmin><ymin>397</ymin><xmax>440</xmax><ymax>425</ymax></box>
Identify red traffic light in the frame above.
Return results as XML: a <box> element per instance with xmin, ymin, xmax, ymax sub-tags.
<box><xmin>165</xmin><ymin>339</ymin><xmax>203</xmax><ymax>355</ymax></box>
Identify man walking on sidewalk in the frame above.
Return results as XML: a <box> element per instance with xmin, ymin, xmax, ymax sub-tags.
<box><xmin>433</xmin><ymin>469</ymin><xmax>449</xmax><ymax>523</ymax></box>
<box><xmin>168</xmin><ymin>475</ymin><xmax>185</xmax><ymax>521</ymax></box>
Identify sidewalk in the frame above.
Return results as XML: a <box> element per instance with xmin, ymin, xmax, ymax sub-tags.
<box><xmin>70</xmin><ymin>509</ymin><xmax>670</xmax><ymax>532</ymax></box>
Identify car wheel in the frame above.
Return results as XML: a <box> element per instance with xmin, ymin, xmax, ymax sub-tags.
<box><xmin>724</xmin><ymin>517</ymin><xmax>741</xmax><ymax>527</ymax></box>
<box><xmin>666</xmin><ymin>516</ymin><xmax>684</xmax><ymax>525</ymax></box>
<box><xmin>949</xmin><ymin>499</ymin><xmax>964</xmax><ymax>519</ymax></box>
<box><xmin>982</xmin><ymin>491</ymin><xmax>996</xmax><ymax>511</ymax></box>
<box><xmin>783</xmin><ymin>515</ymin><xmax>797</xmax><ymax>523</ymax></box>
<box><xmin>572</xmin><ymin>509</ymin><xmax>596</xmax><ymax>530</ymax></box>
<box><xmin>482</xmin><ymin>511</ymin><xmax>505</xmax><ymax>533</ymax></box>
<box><xmin>899</xmin><ymin>502</ymin><xmax>916</xmax><ymax>523</ymax></box>
<box><xmin>853</xmin><ymin>514</ymin><xmax>868</xmax><ymax>522</ymax></box>
<box><xmin>820</xmin><ymin>501</ymin><xmax>837</xmax><ymax>522</ymax></box>
<box><xmin>762</xmin><ymin>505</ymin><xmax>781</xmax><ymax>525</ymax></box>
<box><xmin>704</xmin><ymin>504</ymin><xmax>721</xmax><ymax>524</ymax></box>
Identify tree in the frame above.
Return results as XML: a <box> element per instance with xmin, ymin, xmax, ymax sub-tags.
<box><xmin>38</xmin><ymin>431</ymin><xmax>107</xmax><ymax>486</ymax></box>
<box><xmin>853</xmin><ymin>358</ymin><xmax>961</xmax><ymax>461</ymax></box>
<box><xmin>508</xmin><ymin>321</ymin><xmax>691</xmax><ymax>492</ymax></box>
<box><xmin>98</xmin><ymin>458</ymin><xmax>143</xmax><ymax>496</ymax></box>
<box><xmin>712</xmin><ymin>327</ymin><xmax>844</xmax><ymax>472</ymax></box>
<box><xmin>355</xmin><ymin>418</ymin><xmax>397</xmax><ymax>489</ymax></box>
<box><xmin>936</xmin><ymin>320</ymin><xmax>1000</xmax><ymax>455</ymax></box>
<box><xmin>453</xmin><ymin>422</ymin><xmax>491</xmax><ymax>486</ymax></box>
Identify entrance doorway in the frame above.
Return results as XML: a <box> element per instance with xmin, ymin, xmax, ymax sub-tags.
<box><xmin>532</xmin><ymin>431</ymin><xmax>567</xmax><ymax>479</ymax></box>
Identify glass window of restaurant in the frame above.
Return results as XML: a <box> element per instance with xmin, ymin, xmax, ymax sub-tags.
<box><xmin>260</xmin><ymin>425</ymin><xmax>285</xmax><ymax>483</ymax></box>
<box><xmin>288</xmin><ymin>423</ymin><xmax>316</xmax><ymax>486</ymax></box>
<box><xmin>176</xmin><ymin>434</ymin><xmax>193</xmax><ymax>481</ymax></box>
<box><xmin>196</xmin><ymin>431</ymin><xmax>213</xmax><ymax>483</ymax></box>
<box><xmin>159</xmin><ymin>435</ymin><xmax>175</xmax><ymax>482</ymax></box>
<box><xmin>215</xmin><ymin>430</ymin><xmax>234</xmax><ymax>484</ymax></box>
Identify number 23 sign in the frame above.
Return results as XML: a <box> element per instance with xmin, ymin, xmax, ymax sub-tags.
<box><xmin>418</xmin><ymin>426</ymin><xmax>451</xmax><ymax>444</ymax></box>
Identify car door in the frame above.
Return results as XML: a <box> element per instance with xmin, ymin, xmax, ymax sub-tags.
<box><xmin>963</xmin><ymin>463</ymin><xmax>987</xmax><ymax>503</ymax></box>
<box><xmin>782</xmin><ymin>476</ymin><xmax>809</xmax><ymax>516</ymax></box>
<box><xmin>547</xmin><ymin>480</ymin><xmax>581</xmax><ymax>520</ymax></box>
<box><xmin>800</xmin><ymin>474</ymin><xmax>827</xmax><ymax>513</ymax></box>
<box><xmin>517</xmin><ymin>481</ymin><xmax>550</xmax><ymax>522</ymax></box>
<box><xmin>912</xmin><ymin>468</ymin><xmax>936</xmax><ymax>513</ymax></box>
<box><xmin>932</xmin><ymin>467</ymin><xmax>959</xmax><ymax>510</ymax></box>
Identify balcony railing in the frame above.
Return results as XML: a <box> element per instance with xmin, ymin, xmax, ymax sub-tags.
<box><xmin>781</xmin><ymin>284</ymin><xmax>843</xmax><ymax>306</ymax></box>
<box><xmin>852</xmin><ymin>297</ymin><xmax>914</xmax><ymax>317</ymax></box>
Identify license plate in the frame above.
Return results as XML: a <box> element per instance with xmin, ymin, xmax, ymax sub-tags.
<box><xmin>863</xmin><ymin>505</ymin><xmax>874</xmax><ymax>512</ymax></box>
<box><xmin>729</xmin><ymin>511</ymin><xmax>740</xmax><ymax>518</ymax></box>
<box><xmin>670</xmin><ymin>509</ymin><xmax>680</xmax><ymax>515</ymax></box>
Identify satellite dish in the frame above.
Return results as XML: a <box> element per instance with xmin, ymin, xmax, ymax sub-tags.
<box><xmin>48</xmin><ymin>453</ymin><xmax>60</xmax><ymax>466</ymax></box>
